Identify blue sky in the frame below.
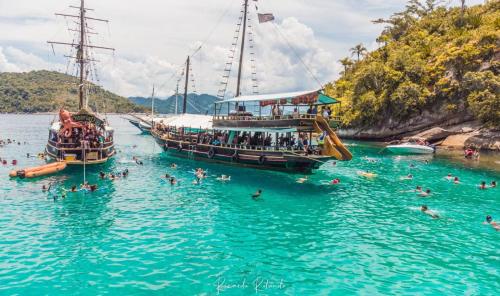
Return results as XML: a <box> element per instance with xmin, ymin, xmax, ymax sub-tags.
<box><xmin>0</xmin><ymin>0</ymin><xmax>485</xmax><ymax>97</ymax></box>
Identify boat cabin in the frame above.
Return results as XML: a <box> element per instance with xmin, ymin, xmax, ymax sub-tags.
<box><xmin>213</xmin><ymin>90</ymin><xmax>341</xmax><ymax>130</ymax></box>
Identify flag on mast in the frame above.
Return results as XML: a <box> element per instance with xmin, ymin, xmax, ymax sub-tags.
<box><xmin>258</xmin><ymin>13</ymin><xmax>275</xmax><ymax>23</ymax></box>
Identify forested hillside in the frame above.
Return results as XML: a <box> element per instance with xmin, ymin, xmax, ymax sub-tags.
<box><xmin>0</xmin><ymin>70</ymin><xmax>146</xmax><ymax>113</ymax></box>
<box><xmin>327</xmin><ymin>0</ymin><xmax>499</xmax><ymax>131</ymax></box>
<box><xmin>129</xmin><ymin>93</ymin><xmax>219</xmax><ymax>115</ymax></box>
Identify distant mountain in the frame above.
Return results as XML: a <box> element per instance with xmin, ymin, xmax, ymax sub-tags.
<box><xmin>129</xmin><ymin>93</ymin><xmax>220</xmax><ymax>115</ymax></box>
<box><xmin>0</xmin><ymin>70</ymin><xmax>147</xmax><ymax>113</ymax></box>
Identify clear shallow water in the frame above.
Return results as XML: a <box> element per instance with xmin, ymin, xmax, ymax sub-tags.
<box><xmin>0</xmin><ymin>114</ymin><xmax>499</xmax><ymax>295</ymax></box>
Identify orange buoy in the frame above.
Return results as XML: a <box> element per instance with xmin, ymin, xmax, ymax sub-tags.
<box><xmin>9</xmin><ymin>162</ymin><xmax>67</xmax><ymax>178</ymax></box>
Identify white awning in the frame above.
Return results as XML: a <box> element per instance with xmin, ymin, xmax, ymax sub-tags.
<box><xmin>217</xmin><ymin>90</ymin><xmax>320</xmax><ymax>104</ymax></box>
<box><xmin>155</xmin><ymin>114</ymin><xmax>213</xmax><ymax>129</ymax></box>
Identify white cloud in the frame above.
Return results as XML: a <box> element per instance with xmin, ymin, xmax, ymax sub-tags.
<box><xmin>0</xmin><ymin>0</ymin><xmax>487</xmax><ymax>97</ymax></box>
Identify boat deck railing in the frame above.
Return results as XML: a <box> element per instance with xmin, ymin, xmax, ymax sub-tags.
<box><xmin>162</xmin><ymin>134</ymin><xmax>321</xmax><ymax>155</ymax></box>
<box><xmin>48</xmin><ymin>140</ymin><xmax>114</xmax><ymax>150</ymax></box>
<box><xmin>213</xmin><ymin>114</ymin><xmax>341</xmax><ymax>125</ymax></box>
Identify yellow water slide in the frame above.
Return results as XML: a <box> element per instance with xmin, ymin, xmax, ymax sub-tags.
<box><xmin>314</xmin><ymin>116</ymin><xmax>353</xmax><ymax>161</ymax></box>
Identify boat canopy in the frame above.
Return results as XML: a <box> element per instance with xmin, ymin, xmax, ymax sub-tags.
<box><xmin>156</xmin><ymin>114</ymin><xmax>213</xmax><ymax>130</ymax></box>
<box><xmin>216</xmin><ymin>90</ymin><xmax>339</xmax><ymax>106</ymax></box>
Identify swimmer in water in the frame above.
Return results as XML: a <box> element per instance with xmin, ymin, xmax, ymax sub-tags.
<box><xmin>490</xmin><ymin>181</ymin><xmax>497</xmax><ymax>188</ymax></box>
<box><xmin>217</xmin><ymin>175</ymin><xmax>231</xmax><ymax>182</ymax></box>
<box><xmin>164</xmin><ymin>173</ymin><xmax>171</xmax><ymax>179</ymax></box>
<box><xmin>358</xmin><ymin>171</ymin><xmax>377</xmax><ymax>178</ymax></box>
<box><xmin>479</xmin><ymin>181</ymin><xmax>487</xmax><ymax>190</ymax></box>
<box><xmin>42</xmin><ymin>183</ymin><xmax>52</xmax><ymax>192</ymax></box>
<box><xmin>89</xmin><ymin>185</ymin><xmax>98</xmax><ymax>192</ymax></box>
<box><xmin>169</xmin><ymin>177</ymin><xmax>177</xmax><ymax>185</ymax></box>
<box><xmin>170</xmin><ymin>163</ymin><xmax>178</xmax><ymax>169</ymax></box>
<box><xmin>99</xmin><ymin>171</ymin><xmax>106</xmax><ymax>179</ymax></box>
<box><xmin>252</xmin><ymin>189</ymin><xmax>262</xmax><ymax>200</ymax></box>
<box><xmin>420</xmin><ymin>205</ymin><xmax>439</xmax><ymax>219</ymax></box>
<box><xmin>296</xmin><ymin>176</ymin><xmax>308</xmax><ymax>184</ymax></box>
<box><xmin>419</xmin><ymin>189</ymin><xmax>431</xmax><ymax>197</ymax></box>
<box><xmin>401</xmin><ymin>174</ymin><xmax>413</xmax><ymax>180</ymax></box>
<box><xmin>399</xmin><ymin>185</ymin><xmax>422</xmax><ymax>193</ymax></box>
<box><xmin>453</xmin><ymin>177</ymin><xmax>460</xmax><ymax>184</ymax></box>
<box><xmin>122</xmin><ymin>169</ymin><xmax>129</xmax><ymax>178</ymax></box>
<box><xmin>484</xmin><ymin>216</ymin><xmax>500</xmax><ymax>231</ymax></box>
<box><xmin>445</xmin><ymin>173</ymin><xmax>453</xmax><ymax>180</ymax></box>
<box><xmin>331</xmin><ymin>178</ymin><xmax>340</xmax><ymax>185</ymax></box>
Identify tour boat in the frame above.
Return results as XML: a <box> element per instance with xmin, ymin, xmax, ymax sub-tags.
<box><xmin>150</xmin><ymin>0</ymin><xmax>352</xmax><ymax>173</ymax></box>
<box><xmin>386</xmin><ymin>143</ymin><xmax>435</xmax><ymax>155</ymax></box>
<box><xmin>152</xmin><ymin>91</ymin><xmax>353</xmax><ymax>173</ymax></box>
<box><xmin>44</xmin><ymin>0</ymin><xmax>116</xmax><ymax>165</ymax></box>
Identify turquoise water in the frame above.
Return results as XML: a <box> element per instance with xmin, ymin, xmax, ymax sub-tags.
<box><xmin>0</xmin><ymin>114</ymin><xmax>499</xmax><ymax>295</ymax></box>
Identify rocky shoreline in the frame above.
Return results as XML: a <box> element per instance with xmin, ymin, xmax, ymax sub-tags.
<box><xmin>339</xmin><ymin>119</ymin><xmax>500</xmax><ymax>152</ymax></box>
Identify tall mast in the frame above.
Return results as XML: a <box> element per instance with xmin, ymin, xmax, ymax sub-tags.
<box><xmin>236</xmin><ymin>0</ymin><xmax>248</xmax><ymax>97</ymax></box>
<box><xmin>48</xmin><ymin>1</ymin><xmax>114</xmax><ymax>111</ymax></box>
<box><xmin>175</xmin><ymin>83</ymin><xmax>179</xmax><ymax>115</ymax></box>
<box><xmin>78</xmin><ymin>0</ymin><xmax>86</xmax><ymax>109</ymax></box>
<box><xmin>151</xmin><ymin>84</ymin><xmax>155</xmax><ymax>121</ymax></box>
<box><xmin>183</xmin><ymin>56</ymin><xmax>190</xmax><ymax>114</ymax></box>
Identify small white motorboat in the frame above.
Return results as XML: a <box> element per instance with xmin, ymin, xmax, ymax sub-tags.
<box><xmin>386</xmin><ymin>143</ymin><xmax>435</xmax><ymax>155</ymax></box>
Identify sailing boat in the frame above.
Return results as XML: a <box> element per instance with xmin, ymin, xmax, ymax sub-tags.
<box><xmin>45</xmin><ymin>0</ymin><xmax>116</xmax><ymax>165</ymax></box>
<box><xmin>151</xmin><ymin>0</ymin><xmax>352</xmax><ymax>173</ymax></box>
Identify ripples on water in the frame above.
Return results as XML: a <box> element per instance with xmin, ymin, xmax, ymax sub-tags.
<box><xmin>0</xmin><ymin>115</ymin><xmax>499</xmax><ymax>295</ymax></box>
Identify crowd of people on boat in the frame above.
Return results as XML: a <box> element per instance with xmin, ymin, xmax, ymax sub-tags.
<box><xmin>156</xmin><ymin>125</ymin><xmax>321</xmax><ymax>155</ymax></box>
<box><xmin>52</xmin><ymin>123</ymin><xmax>111</xmax><ymax>149</ymax></box>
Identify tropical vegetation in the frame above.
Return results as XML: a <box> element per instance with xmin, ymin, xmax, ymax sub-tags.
<box><xmin>326</xmin><ymin>0</ymin><xmax>499</xmax><ymax>128</ymax></box>
<box><xmin>0</xmin><ymin>70</ymin><xmax>147</xmax><ymax>113</ymax></box>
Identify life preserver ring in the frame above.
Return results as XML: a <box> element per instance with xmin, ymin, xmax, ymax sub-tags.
<box><xmin>177</xmin><ymin>144</ymin><xmax>183</xmax><ymax>152</ymax></box>
<box><xmin>208</xmin><ymin>148</ymin><xmax>215</xmax><ymax>159</ymax></box>
<box><xmin>258</xmin><ymin>155</ymin><xmax>265</xmax><ymax>165</ymax></box>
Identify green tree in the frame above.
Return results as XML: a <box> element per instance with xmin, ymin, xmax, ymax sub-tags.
<box><xmin>338</xmin><ymin>57</ymin><xmax>353</xmax><ymax>73</ymax></box>
<box><xmin>350</xmin><ymin>44</ymin><xmax>367</xmax><ymax>62</ymax></box>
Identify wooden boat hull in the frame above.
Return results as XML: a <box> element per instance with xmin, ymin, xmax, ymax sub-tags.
<box><xmin>45</xmin><ymin>141</ymin><xmax>116</xmax><ymax>165</ymax></box>
<box><xmin>152</xmin><ymin>132</ymin><xmax>326</xmax><ymax>173</ymax></box>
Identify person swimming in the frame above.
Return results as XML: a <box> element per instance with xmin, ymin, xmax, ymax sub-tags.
<box><xmin>81</xmin><ymin>182</ymin><xmax>90</xmax><ymax>190</ymax></box>
<box><xmin>216</xmin><ymin>175</ymin><xmax>231</xmax><ymax>182</ymax></box>
<box><xmin>484</xmin><ymin>216</ymin><xmax>500</xmax><ymax>231</ymax></box>
<box><xmin>170</xmin><ymin>163</ymin><xmax>178</xmax><ymax>169</ymax></box>
<box><xmin>89</xmin><ymin>185</ymin><xmax>98</xmax><ymax>192</ymax></box>
<box><xmin>99</xmin><ymin>171</ymin><xmax>106</xmax><ymax>179</ymax></box>
<box><xmin>453</xmin><ymin>177</ymin><xmax>460</xmax><ymax>184</ymax></box>
<box><xmin>358</xmin><ymin>171</ymin><xmax>377</xmax><ymax>178</ymax></box>
<box><xmin>252</xmin><ymin>189</ymin><xmax>262</xmax><ymax>200</ymax></box>
<box><xmin>331</xmin><ymin>178</ymin><xmax>340</xmax><ymax>185</ymax></box>
<box><xmin>42</xmin><ymin>183</ymin><xmax>52</xmax><ymax>192</ymax></box>
<box><xmin>479</xmin><ymin>181</ymin><xmax>487</xmax><ymax>190</ymax></box>
<box><xmin>490</xmin><ymin>181</ymin><xmax>497</xmax><ymax>188</ymax></box>
<box><xmin>169</xmin><ymin>177</ymin><xmax>177</xmax><ymax>185</ymax></box>
<box><xmin>296</xmin><ymin>176</ymin><xmax>308</xmax><ymax>184</ymax></box>
<box><xmin>122</xmin><ymin>169</ymin><xmax>129</xmax><ymax>178</ymax></box>
<box><xmin>420</xmin><ymin>205</ymin><xmax>439</xmax><ymax>219</ymax></box>
<box><xmin>164</xmin><ymin>173</ymin><xmax>171</xmax><ymax>179</ymax></box>
<box><xmin>401</xmin><ymin>174</ymin><xmax>413</xmax><ymax>180</ymax></box>
<box><xmin>419</xmin><ymin>189</ymin><xmax>431</xmax><ymax>197</ymax></box>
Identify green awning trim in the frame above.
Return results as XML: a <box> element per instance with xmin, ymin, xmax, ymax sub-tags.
<box><xmin>318</xmin><ymin>93</ymin><xmax>339</xmax><ymax>105</ymax></box>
